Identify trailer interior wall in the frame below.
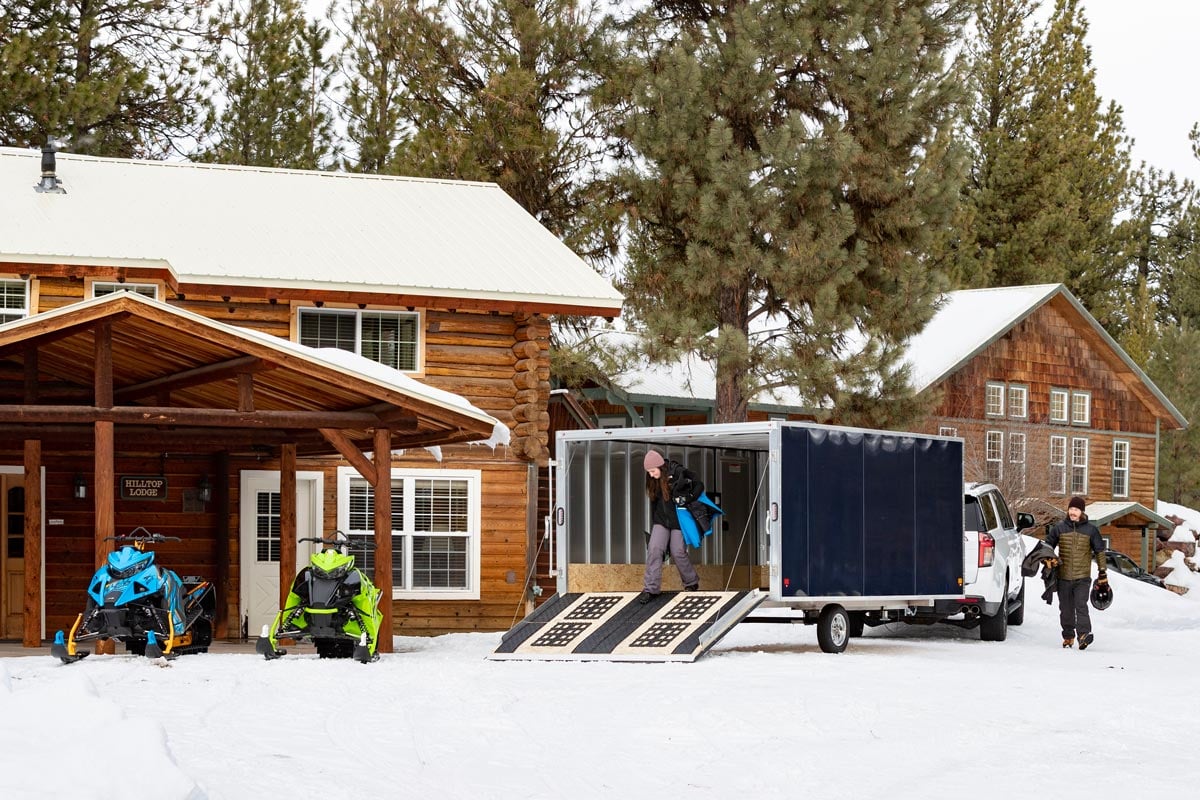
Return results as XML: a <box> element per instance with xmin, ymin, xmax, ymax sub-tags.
<box><xmin>556</xmin><ymin>426</ymin><xmax>775</xmax><ymax>594</ymax></box>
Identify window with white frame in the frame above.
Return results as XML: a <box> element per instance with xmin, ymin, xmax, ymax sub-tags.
<box><xmin>337</xmin><ymin>467</ymin><xmax>481</xmax><ymax>599</ymax></box>
<box><xmin>1112</xmin><ymin>440</ymin><xmax>1129</xmax><ymax>498</ymax></box>
<box><xmin>985</xmin><ymin>382</ymin><xmax>1005</xmax><ymax>417</ymax></box>
<box><xmin>1008</xmin><ymin>432</ymin><xmax>1026</xmax><ymax>492</ymax></box>
<box><xmin>299</xmin><ymin>308</ymin><xmax>420</xmax><ymax>372</ymax></box>
<box><xmin>1071</xmin><ymin>390</ymin><xmax>1091</xmax><ymax>426</ymax></box>
<box><xmin>1049</xmin><ymin>435</ymin><xmax>1067</xmax><ymax>495</ymax></box>
<box><xmin>1071</xmin><ymin>437</ymin><xmax>1089</xmax><ymax>495</ymax></box>
<box><xmin>1050</xmin><ymin>388</ymin><xmax>1069</xmax><ymax>423</ymax></box>
<box><xmin>92</xmin><ymin>282</ymin><xmax>158</xmax><ymax>300</ymax></box>
<box><xmin>938</xmin><ymin>426</ymin><xmax>958</xmax><ymax>437</ymax></box>
<box><xmin>0</xmin><ymin>279</ymin><xmax>30</xmax><ymax>324</ymax></box>
<box><xmin>986</xmin><ymin>431</ymin><xmax>1003</xmax><ymax>484</ymax></box>
<box><xmin>1007</xmin><ymin>385</ymin><xmax>1028</xmax><ymax>418</ymax></box>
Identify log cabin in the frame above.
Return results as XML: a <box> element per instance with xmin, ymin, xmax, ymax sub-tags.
<box><xmin>553</xmin><ymin>284</ymin><xmax>1185</xmax><ymax>588</ymax></box>
<box><xmin>0</xmin><ymin>146</ymin><xmax>623</xmax><ymax>648</ymax></box>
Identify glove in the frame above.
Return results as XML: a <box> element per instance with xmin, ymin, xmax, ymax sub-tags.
<box><xmin>1042</xmin><ymin>557</ymin><xmax>1059</xmax><ymax>569</ymax></box>
<box><xmin>1096</xmin><ymin>570</ymin><xmax>1108</xmax><ymax>586</ymax></box>
<box><xmin>674</xmin><ymin>496</ymin><xmax>688</xmax><ymax>507</ymax></box>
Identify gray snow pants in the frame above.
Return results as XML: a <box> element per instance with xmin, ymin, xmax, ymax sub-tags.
<box><xmin>1057</xmin><ymin>577</ymin><xmax>1092</xmax><ymax>639</ymax></box>
<box><xmin>643</xmin><ymin>523</ymin><xmax>698</xmax><ymax>593</ymax></box>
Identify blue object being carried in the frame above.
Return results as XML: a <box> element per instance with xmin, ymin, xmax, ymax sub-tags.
<box><xmin>676</xmin><ymin>492</ymin><xmax>724</xmax><ymax>548</ymax></box>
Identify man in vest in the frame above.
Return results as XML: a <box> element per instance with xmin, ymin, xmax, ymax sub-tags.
<box><xmin>1045</xmin><ymin>496</ymin><xmax>1108</xmax><ymax>650</ymax></box>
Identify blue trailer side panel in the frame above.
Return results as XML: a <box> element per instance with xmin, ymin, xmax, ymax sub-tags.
<box><xmin>914</xmin><ymin>437</ymin><xmax>964</xmax><ymax>594</ymax></box>
<box><xmin>806</xmin><ymin>428</ymin><xmax>865</xmax><ymax>596</ymax></box>
<box><xmin>863</xmin><ymin>434</ymin><xmax>917</xmax><ymax>596</ymax></box>
<box><xmin>779</xmin><ymin>426</ymin><xmax>962</xmax><ymax>598</ymax></box>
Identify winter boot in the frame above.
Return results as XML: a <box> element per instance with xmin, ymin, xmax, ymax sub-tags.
<box><xmin>1062</xmin><ymin>637</ymin><xmax>1074</xmax><ymax>649</ymax></box>
<box><xmin>636</xmin><ymin>591</ymin><xmax>658</xmax><ymax>605</ymax></box>
<box><xmin>1078</xmin><ymin>632</ymin><xmax>1094</xmax><ymax>650</ymax></box>
<box><xmin>684</xmin><ymin>583</ymin><xmax>699</xmax><ymax>592</ymax></box>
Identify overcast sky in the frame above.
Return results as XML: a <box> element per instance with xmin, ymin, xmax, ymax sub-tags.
<box><xmin>1082</xmin><ymin>0</ymin><xmax>1200</xmax><ymax>184</ymax></box>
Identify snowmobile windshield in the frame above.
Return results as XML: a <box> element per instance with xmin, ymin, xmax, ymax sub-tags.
<box><xmin>107</xmin><ymin>549</ymin><xmax>155</xmax><ymax>580</ymax></box>
<box><xmin>310</xmin><ymin>550</ymin><xmax>355</xmax><ymax>581</ymax></box>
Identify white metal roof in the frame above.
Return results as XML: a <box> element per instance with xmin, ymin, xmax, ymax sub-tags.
<box><xmin>0</xmin><ymin>147</ymin><xmax>623</xmax><ymax>312</ymax></box>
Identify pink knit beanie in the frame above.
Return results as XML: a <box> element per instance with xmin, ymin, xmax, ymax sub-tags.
<box><xmin>643</xmin><ymin>450</ymin><xmax>665</xmax><ymax>472</ymax></box>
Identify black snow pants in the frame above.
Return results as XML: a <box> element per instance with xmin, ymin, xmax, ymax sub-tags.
<box><xmin>1057</xmin><ymin>577</ymin><xmax>1092</xmax><ymax>640</ymax></box>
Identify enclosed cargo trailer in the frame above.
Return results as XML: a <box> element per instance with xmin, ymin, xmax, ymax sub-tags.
<box><xmin>542</xmin><ymin>421</ymin><xmax>966</xmax><ymax>656</ymax></box>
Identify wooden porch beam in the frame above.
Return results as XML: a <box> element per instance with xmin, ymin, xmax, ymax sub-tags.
<box><xmin>114</xmin><ymin>355</ymin><xmax>273</xmax><ymax>402</ymax></box>
<box><xmin>373</xmin><ymin>427</ymin><xmax>393</xmax><ymax>654</ymax></box>
<box><xmin>94</xmin><ymin>319</ymin><xmax>113</xmax><ymax>409</ymax></box>
<box><xmin>318</xmin><ymin>428</ymin><xmax>377</xmax><ymax>482</ymax></box>
<box><xmin>23</xmin><ymin>439</ymin><xmax>42</xmax><ymax>647</ymax></box>
<box><xmin>0</xmin><ymin>424</ymin><xmax>325</xmax><ymax>451</ymax></box>
<box><xmin>279</xmin><ymin>444</ymin><xmax>297</xmax><ymax>610</ymax></box>
<box><xmin>1</xmin><ymin>405</ymin><xmax>382</xmax><ymax>429</ymax></box>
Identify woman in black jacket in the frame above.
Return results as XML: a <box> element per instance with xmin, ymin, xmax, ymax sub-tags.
<box><xmin>638</xmin><ymin>449</ymin><xmax>701</xmax><ymax>603</ymax></box>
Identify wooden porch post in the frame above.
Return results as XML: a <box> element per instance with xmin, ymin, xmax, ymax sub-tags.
<box><xmin>279</xmin><ymin>444</ymin><xmax>297</xmax><ymax>609</ymax></box>
<box><xmin>373</xmin><ymin>427</ymin><xmax>393</xmax><ymax>653</ymax></box>
<box><xmin>93</xmin><ymin>321</ymin><xmax>116</xmax><ymax>654</ymax></box>
<box><xmin>23</xmin><ymin>440</ymin><xmax>42</xmax><ymax>647</ymax></box>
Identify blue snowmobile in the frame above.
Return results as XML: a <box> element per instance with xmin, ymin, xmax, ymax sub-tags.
<box><xmin>51</xmin><ymin>527</ymin><xmax>216</xmax><ymax>664</ymax></box>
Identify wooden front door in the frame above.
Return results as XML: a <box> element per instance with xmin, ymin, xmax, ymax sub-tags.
<box><xmin>1</xmin><ymin>475</ymin><xmax>24</xmax><ymax>639</ymax></box>
<box><xmin>239</xmin><ymin>471</ymin><xmax>323</xmax><ymax>638</ymax></box>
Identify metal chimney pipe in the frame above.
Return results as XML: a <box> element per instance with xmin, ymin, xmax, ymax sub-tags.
<box><xmin>35</xmin><ymin>143</ymin><xmax>66</xmax><ymax>194</ymax></box>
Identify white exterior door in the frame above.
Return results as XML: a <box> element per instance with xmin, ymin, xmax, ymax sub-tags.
<box><xmin>239</xmin><ymin>470</ymin><xmax>323</xmax><ymax>637</ymax></box>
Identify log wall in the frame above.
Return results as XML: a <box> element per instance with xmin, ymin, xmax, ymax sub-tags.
<box><xmin>3</xmin><ymin>277</ymin><xmax>554</xmax><ymax>638</ymax></box>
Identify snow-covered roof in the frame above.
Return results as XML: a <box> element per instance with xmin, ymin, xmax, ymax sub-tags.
<box><xmin>0</xmin><ymin>147</ymin><xmax>623</xmax><ymax>313</ymax></box>
<box><xmin>1083</xmin><ymin>501</ymin><xmax>1175</xmax><ymax>531</ymax></box>
<box><xmin>900</xmin><ymin>284</ymin><xmax>1060</xmax><ymax>391</ymax></box>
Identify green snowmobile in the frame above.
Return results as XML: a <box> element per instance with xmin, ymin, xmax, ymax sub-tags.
<box><xmin>256</xmin><ymin>534</ymin><xmax>383</xmax><ymax>663</ymax></box>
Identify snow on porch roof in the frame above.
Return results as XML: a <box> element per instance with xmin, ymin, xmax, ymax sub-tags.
<box><xmin>0</xmin><ymin>147</ymin><xmax>623</xmax><ymax>314</ymax></box>
<box><xmin>0</xmin><ymin>291</ymin><xmax>508</xmax><ymax>448</ymax></box>
<box><xmin>1082</xmin><ymin>501</ymin><xmax>1175</xmax><ymax>531</ymax></box>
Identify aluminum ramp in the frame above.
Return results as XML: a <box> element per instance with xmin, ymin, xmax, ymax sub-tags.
<box><xmin>489</xmin><ymin>589</ymin><xmax>767</xmax><ymax>662</ymax></box>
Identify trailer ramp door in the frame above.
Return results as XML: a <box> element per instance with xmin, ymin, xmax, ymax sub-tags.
<box><xmin>489</xmin><ymin>589</ymin><xmax>767</xmax><ymax>662</ymax></box>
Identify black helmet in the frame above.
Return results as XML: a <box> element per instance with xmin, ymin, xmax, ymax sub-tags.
<box><xmin>1090</xmin><ymin>578</ymin><xmax>1113</xmax><ymax>611</ymax></box>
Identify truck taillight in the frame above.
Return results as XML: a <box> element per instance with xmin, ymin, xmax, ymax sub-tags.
<box><xmin>978</xmin><ymin>532</ymin><xmax>995</xmax><ymax>568</ymax></box>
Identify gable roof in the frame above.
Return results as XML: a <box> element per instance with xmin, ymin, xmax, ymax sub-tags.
<box><xmin>901</xmin><ymin>284</ymin><xmax>1186</xmax><ymax>429</ymax></box>
<box><xmin>0</xmin><ymin>291</ymin><xmax>507</xmax><ymax>454</ymax></box>
<box><xmin>0</xmin><ymin>147</ymin><xmax>623</xmax><ymax>315</ymax></box>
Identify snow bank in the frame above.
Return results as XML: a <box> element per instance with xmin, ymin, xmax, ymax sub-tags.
<box><xmin>1157</xmin><ymin>499</ymin><xmax>1200</xmax><ymax>543</ymax></box>
<box><xmin>0</xmin><ymin>667</ymin><xmax>204</xmax><ymax>800</ymax></box>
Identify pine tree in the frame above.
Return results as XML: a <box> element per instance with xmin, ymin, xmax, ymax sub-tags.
<box><xmin>1114</xmin><ymin>165</ymin><xmax>1196</xmax><ymax>331</ymax></box>
<box><xmin>952</xmin><ymin>0</ymin><xmax>1128</xmax><ymax>322</ymax></box>
<box><xmin>336</xmin><ymin>0</ymin><xmax>413</xmax><ymax>174</ymax></box>
<box><xmin>609</xmin><ymin>0</ymin><xmax>969</xmax><ymax>425</ymax></box>
<box><xmin>0</xmin><ymin>0</ymin><xmax>205</xmax><ymax>157</ymax></box>
<box><xmin>1148</xmin><ymin>323</ymin><xmax>1200</xmax><ymax>507</ymax></box>
<box><xmin>198</xmin><ymin>0</ymin><xmax>336</xmax><ymax>169</ymax></box>
<box><xmin>356</xmin><ymin>0</ymin><xmax>618</xmax><ymax>262</ymax></box>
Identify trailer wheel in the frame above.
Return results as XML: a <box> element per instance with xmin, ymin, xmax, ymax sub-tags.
<box><xmin>817</xmin><ymin>604</ymin><xmax>850</xmax><ymax>653</ymax></box>
<box><xmin>848</xmin><ymin>612</ymin><xmax>865</xmax><ymax>638</ymax></box>
<box><xmin>980</xmin><ymin>582</ymin><xmax>1009</xmax><ymax>642</ymax></box>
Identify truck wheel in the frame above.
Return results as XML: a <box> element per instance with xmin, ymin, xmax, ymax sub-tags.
<box><xmin>848</xmin><ymin>611</ymin><xmax>865</xmax><ymax>638</ymax></box>
<box><xmin>980</xmin><ymin>583</ymin><xmax>1009</xmax><ymax>642</ymax></box>
<box><xmin>1006</xmin><ymin>579</ymin><xmax>1025</xmax><ymax>627</ymax></box>
<box><xmin>817</xmin><ymin>604</ymin><xmax>850</xmax><ymax>653</ymax></box>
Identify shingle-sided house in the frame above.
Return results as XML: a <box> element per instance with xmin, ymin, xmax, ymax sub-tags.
<box><xmin>0</xmin><ymin>147</ymin><xmax>622</xmax><ymax>648</ymax></box>
<box><xmin>558</xmin><ymin>285</ymin><xmax>1185</xmax><ymax>577</ymax></box>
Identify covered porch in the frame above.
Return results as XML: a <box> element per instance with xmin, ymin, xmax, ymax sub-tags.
<box><xmin>0</xmin><ymin>292</ymin><xmax>501</xmax><ymax>650</ymax></box>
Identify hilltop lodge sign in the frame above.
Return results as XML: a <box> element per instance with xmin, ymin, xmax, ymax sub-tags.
<box><xmin>120</xmin><ymin>476</ymin><xmax>168</xmax><ymax>500</ymax></box>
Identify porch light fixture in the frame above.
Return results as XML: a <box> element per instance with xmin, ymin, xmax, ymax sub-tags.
<box><xmin>73</xmin><ymin>474</ymin><xmax>86</xmax><ymax>499</ymax></box>
<box><xmin>198</xmin><ymin>475</ymin><xmax>212</xmax><ymax>503</ymax></box>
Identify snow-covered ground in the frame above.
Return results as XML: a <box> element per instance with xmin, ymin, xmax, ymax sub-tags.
<box><xmin>4</xmin><ymin>541</ymin><xmax>1199</xmax><ymax>800</ymax></box>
